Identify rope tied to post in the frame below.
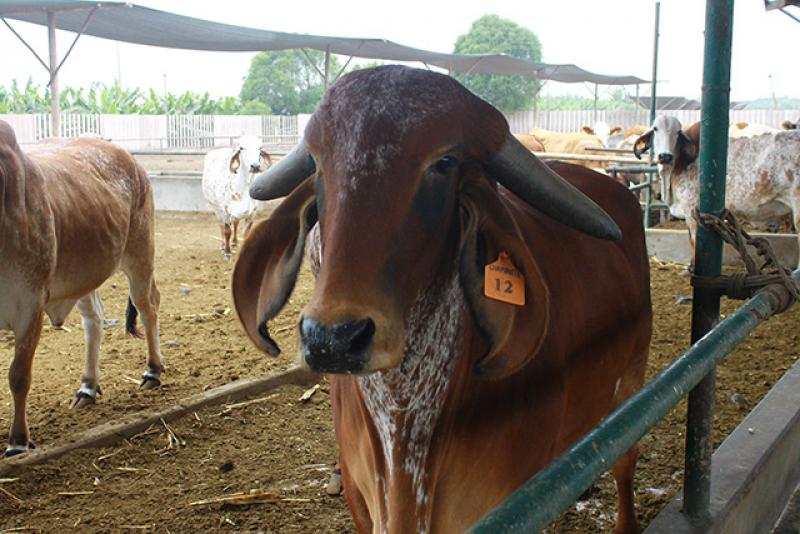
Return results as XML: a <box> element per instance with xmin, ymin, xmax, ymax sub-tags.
<box><xmin>691</xmin><ymin>209</ymin><xmax>800</xmax><ymax>313</ymax></box>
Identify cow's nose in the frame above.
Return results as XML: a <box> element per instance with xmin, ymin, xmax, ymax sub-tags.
<box><xmin>657</xmin><ymin>153</ymin><xmax>673</xmax><ymax>164</ymax></box>
<box><xmin>249</xmin><ymin>162</ymin><xmax>261</xmax><ymax>172</ymax></box>
<box><xmin>300</xmin><ymin>317</ymin><xmax>375</xmax><ymax>374</ymax></box>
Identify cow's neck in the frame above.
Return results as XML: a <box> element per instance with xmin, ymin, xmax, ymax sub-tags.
<box><xmin>356</xmin><ymin>270</ymin><xmax>465</xmax><ymax>533</ymax></box>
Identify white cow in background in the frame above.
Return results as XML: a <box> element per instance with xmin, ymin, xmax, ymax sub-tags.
<box><xmin>634</xmin><ymin>115</ymin><xmax>800</xmax><ymax>263</ymax></box>
<box><xmin>202</xmin><ymin>136</ymin><xmax>272</xmax><ymax>259</ymax></box>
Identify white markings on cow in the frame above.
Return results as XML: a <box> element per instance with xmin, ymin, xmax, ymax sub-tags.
<box><xmin>357</xmin><ymin>269</ymin><xmax>465</xmax><ymax>527</ymax></box>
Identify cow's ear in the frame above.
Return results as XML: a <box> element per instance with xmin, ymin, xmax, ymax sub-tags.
<box><xmin>232</xmin><ymin>177</ymin><xmax>316</xmax><ymax>355</ymax></box>
<box><xmin>229</xmin><ymin>146</ymin><xmax>242</xmax><ymax>172</ymax></box>
<box><xmin>678</xmin><ymin>131</ymin><xmax>699</xmax><ymax>163</ymax></box>
<box><xmin>633</xmin><ymin>129</ymin><xmax>653</xmax><ymax>159</ymax></box>
<box><xmin>458</xmin><ymin>177</ymin><xmax>550</xmax><ymax>381</ymax></box>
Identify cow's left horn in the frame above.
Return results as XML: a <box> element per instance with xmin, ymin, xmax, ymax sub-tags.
<box><xmin>250</xmin><ymin>143</ymin><xmax>316</xmax><ymax>200</ymax></box>
<box><xmin>487</xmin><ymin>134</ymin><xmax>622</xmax><ymax>241</ymax></box>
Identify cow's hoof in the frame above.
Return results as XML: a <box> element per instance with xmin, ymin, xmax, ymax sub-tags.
<box><xmin>4</xmin><ymin>441</ymin><xmax>35</xmax><ymax>458</ymax></box>
<box><xmin>70</xmin><ymin>384</ymin><xmax>101</xmax><ymax>409</ymax></box>
<box><xmin>223</xmin><ymin>253</ymin><xmax>232</xmax><ymax>262</ymax></box>
<box><xmin>326</xmin><ymin>468</ymin><xmax>343</xmax><ymax>496</ymax></box>
<box><xmin>140</xmin><ymin>372</ymin><xmax>162</xmax><ymax>390</ymax></box>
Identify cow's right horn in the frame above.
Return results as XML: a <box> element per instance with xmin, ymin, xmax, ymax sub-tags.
<box><xmin>487</xmin><ymin>134</ymin><xmax>622</xmax><ymax>241</ymax></box>
<box><xmin>250</xmin><ymin>143</ymin><xmax>316</xmax><ymax>200</ymax></box>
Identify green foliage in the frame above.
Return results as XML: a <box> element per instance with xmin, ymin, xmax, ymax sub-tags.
<box><xmin>0</xmin><ymin>80</ymin><xmax>258</xmax><ymax>115</ymax></box>
<box><xmin>238</xmin><ymin>99</ymin><xmax>272</xmax><ymax>115</ymax></box>
<box><xmin>240</xmin><ymin>49</ymin><xmax>344</xmax><ymax>115</ymax></box>
<box><xmin>453</xmin><ymin>14</ymin><xmax>543</xmax><ymax>112</ymax></box>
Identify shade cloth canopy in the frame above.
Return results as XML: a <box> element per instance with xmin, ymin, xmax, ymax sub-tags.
<box><xmin>0</xmin><ymin>0</ymin><xmax>649</xmax><ymax>85</ymax></box>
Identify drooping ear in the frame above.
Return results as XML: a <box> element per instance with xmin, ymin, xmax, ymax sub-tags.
<box><xmin>232</xmin><ymin>177</ymin><xmax>316</xmax><ymax>355</ymax></box>
<box><xmin>260</xmin><ymin>145</ymin><xmax>273</xmax><ymax>167</ymax></box>
<box><xmin>677</xmin><ymin>130</ymin><xmax>699</xmax><ymax>164</ymax></box>
<box><xmin>229</xmin><ymin>146</ymin><xmax>243</xmax><ymax>173</ymax></box>
<box><xmin>633</xmin><ymin>129</ymin><xmax>653</xmax><ymax>160</ymax></box>
<box><xmin>458</xmin><ymin>176</ymin><xmax>550</xmax><ymax>381</ymax></box>
<box><xmin>581</xmin><ymin>126</ymin><xmax>595</xmax><ymax>135</ymax></box>
<box><xmin>610</xmin><ymin>126</ymin><xmax>622</xmax><ymax>135</ymax></box>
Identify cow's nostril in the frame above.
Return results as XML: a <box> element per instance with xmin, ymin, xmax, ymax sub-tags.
<box><xmin>658</xmin><ymin>153</ymin><xmax>673</xmax><ymax>164</ymax></box>
<box><xmin>344</xmin><ymin>318</ymin><xmax>375</xmax><ymax>355</ymax></box>
<box><xmin>300</xmin><ymin>317</ymin><xmax>375</xmax><ymax>373</ymax></box>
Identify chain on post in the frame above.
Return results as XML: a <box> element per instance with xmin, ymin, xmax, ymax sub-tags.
<box><xmin>691</xmin><ymin>209</ymin><xmax>800</xmax><ymax>312</ymax></box>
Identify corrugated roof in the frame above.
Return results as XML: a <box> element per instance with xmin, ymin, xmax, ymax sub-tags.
<box><xmin>0</xmin><ymin>0</ymin><xmax>649</xmax><ymax>85</ymax></box>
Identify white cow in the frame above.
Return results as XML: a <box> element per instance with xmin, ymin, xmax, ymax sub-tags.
<box><xmin>202</xmin><ymin>136</ymin><xmax>272</xmax><ymax>259</ymax></box>
<box><xmin>634</xmin><ymin>115</ymin><xmax>800</xmax><ymax>263</ymax></box>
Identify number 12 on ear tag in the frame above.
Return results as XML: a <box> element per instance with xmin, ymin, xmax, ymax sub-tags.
<box><xmin>484</xmin><ymin>251</ymin><xmax>525</xmax><ymax>306</ymax></box>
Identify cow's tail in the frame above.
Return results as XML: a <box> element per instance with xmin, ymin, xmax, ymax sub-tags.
<box><xmin>126</xmin><ymin>297</ymin><xmax>143</xmax><ymax>338</ymax></box>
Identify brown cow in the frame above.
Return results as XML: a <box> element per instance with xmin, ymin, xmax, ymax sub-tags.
<box><xmin>234</xmin><ymin>66</ymin><xmax>651</xmax><ymax>534</ymax></box>
<box><xmin>0</xmin><ymin>122</ymin><xmax>163</xmax><ymax>456</ymax></box>
<box><xmin>532</xmin><ymin>127</ymin><xmax>606</xmax><ymax>169</ymax></box>
<box><xmin>512</xmin><ymin>133</ymin><xmax>545</xmax><ymax>152</ymax></box>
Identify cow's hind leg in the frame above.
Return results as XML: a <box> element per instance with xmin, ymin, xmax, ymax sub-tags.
<box><xmin>71</xmin><ymin>291</ymin><xmax>105</xmax><ymax>408</ymax></box>
<box><xmin>125</xmin><ymin>271</ymin><xmax>163</xmax><ymax>390</ymax></box>
<box><xmin>6</xmin><ymin>306</ymin><xmax>44</xmax><ymax>457</ymax></box>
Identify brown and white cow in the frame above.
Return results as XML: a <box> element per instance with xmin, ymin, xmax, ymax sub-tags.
<box><xmin>0</xmin><ymin>122</ymin><xmax>163</xmax><ymax>456</ymax></box>
<box><xmin>234</xmin><ymin>66</ymin><xmax>651</xmax><ymax>534</ymax></box>
<box><xmin>634</xmin><ymin>115</ymin><xmax>800</xmax><ymax>258</ymax></box>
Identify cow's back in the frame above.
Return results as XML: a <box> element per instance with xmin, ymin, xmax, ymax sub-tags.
<box><xmin>28</xmin><ymin>138</ymin><xmax>151</xmax><ymax>300</ymax></box>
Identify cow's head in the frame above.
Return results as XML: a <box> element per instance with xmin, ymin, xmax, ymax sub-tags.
<box><xmin>229</xmin><ymin>136</ymin><xmax>272</xmax><ymax>176</ymax></box>
<box><xmin>233</xmin><ymin>66</ymin><xmax>620</xmax><ymax>379</ymax></box>
<box><xmin>633</xmin><ymin>116</ymin><xmax>699</xmax><ymax>204</ymax></box>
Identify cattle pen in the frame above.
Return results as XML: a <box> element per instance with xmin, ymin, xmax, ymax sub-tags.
<box><xmin>2</xmin><ymin>1</ymin><xmax>800</xmax><ymax>533</ymax></box>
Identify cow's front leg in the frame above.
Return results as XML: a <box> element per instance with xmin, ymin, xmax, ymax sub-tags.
<box><xmin>6</xmin><ymin>307</ymin><xmax>44</xmax><ymax>457</ymax></box>
<box><xmin>232</xmin><ymin>219</ymin><xmax>240</xmax><ymax>249</ymax></box>
<box><xmin>71</xmin><ymin>291</ymin><xmax>104</xmax><ymax>409</ymax></box>
<box><xmin>220</xmin><ymin>222</ymin><xmax>233</xmax><ymax>260</ymax></box>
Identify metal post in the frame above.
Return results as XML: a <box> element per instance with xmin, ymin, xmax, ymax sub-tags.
<box><xmin>683</xmin><ymin>0</ymin><xmax>734</xmax><ymax>523</ymax></box>
<box><xmin>323</xmin><ymin>48</ymin><xmax>331</xmax><ymax>91</ymax></box>
<box><xmin>645</xmin><ymin>1</ymin><xmax>661</xmax><ymax>228</ymax></box>
<box><xmin>649</xmin><ymin>2</ymin><xmax>660</xmax><ymax>129</ymax></box>
<box><xmin>47</xmin><ymin>10</ymin><xmax>60</xmax><ymax>137</ymax></box>
<box><xmin>593</xmin><ymin>83</ymin><xmax>598</xmax><ymax>124</ymax></box>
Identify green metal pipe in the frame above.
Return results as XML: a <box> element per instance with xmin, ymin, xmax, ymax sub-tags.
<box><xmin>468</xmin><ymin>273</ymin><xmax>799</xmax><ymax>533</ymax></box>
<box><xmin>684</xmin><ymin>0</ymin><xmax>735</xmax><ymax>520</ymax></box>
<box><xmin>607</xmin><ymin>166</ymin><xmax>659</xmax><ymax>174</ymax></box>
<box><xmin>649</xmin><ymin>1</ymin><xmax>660</xmax><ymax>129</ymax></box>
<box><xmin>645</xmin><ymin>1</ymin><xmax>660</xmax><ymax>228</ymax></box>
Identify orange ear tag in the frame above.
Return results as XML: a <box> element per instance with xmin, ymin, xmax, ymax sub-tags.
<box><xmin>484</xmin><ymin>251</ymin><xmax>525</xmax><ymax>306</ymax></box>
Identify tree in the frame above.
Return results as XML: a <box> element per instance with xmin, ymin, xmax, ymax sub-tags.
<box><xmin>240</xmin><ymin>49</ymin><xmax>343</xmax><ymax>115</ymax></box>
<box><xmin>453</xmin><ymin>15</ymin><xmax>543</xmax><ymax>112</ymax></box>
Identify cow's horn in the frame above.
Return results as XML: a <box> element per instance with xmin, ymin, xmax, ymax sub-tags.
<box><xmin>487</xmin><ymin>134</ymin><xmax>622</xmax><ymax>241</ymax></box>
<box><xmin>250</xmin><ymin>143</ymin><xmax>316</xmax><ymax>200</ymax></box>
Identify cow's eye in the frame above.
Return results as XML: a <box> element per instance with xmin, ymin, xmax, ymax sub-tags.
<box><xmin>432</xmin><ymin>155</ymin><xmax>458</xmax><ymax>174</ymax></box>
<box><xmin>653</xmin><ymin>126</ymin><xmax>658</xmax><ymax>132</ymax></box>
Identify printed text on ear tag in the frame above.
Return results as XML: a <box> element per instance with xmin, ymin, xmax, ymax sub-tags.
<box><xmin>484</xmin><ymin>251</ymin><xmax>525</xmax><ymax>306</ymax></box>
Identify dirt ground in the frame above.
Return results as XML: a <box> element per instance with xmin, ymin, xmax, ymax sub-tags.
<box><xmin>1</xmin><ymin>160</ymin><xmax>799</xmax><ymax>532</ymax></box>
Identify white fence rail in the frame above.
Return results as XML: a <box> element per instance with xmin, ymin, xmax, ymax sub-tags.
<box><xmin>2</xmin><ymin>110</ymin><xmax>799</xmax><ymax>150</ymax></box>
<box><xmin>506</xmin><ymin>109</ymin><xmax>800</xmax><ymax>134</ymax></box>
<box><xmin>0</xmin><ymin>113</ymin><xmax>302</xmax><ymax>152</ymax></box>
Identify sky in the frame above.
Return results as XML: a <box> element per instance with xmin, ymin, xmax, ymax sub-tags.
<box><xmin>1</xmin><ymin>0</ymin><xmax>798</xmax><ymax>103</ymax></box>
